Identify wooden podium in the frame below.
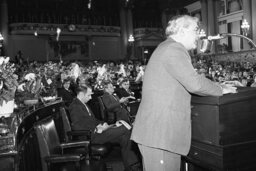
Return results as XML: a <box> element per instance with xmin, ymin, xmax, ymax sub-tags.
<box><xmin>183</xmin><ymin>87</ymin><xmax>256</xmax><ymax>171</ymax></box>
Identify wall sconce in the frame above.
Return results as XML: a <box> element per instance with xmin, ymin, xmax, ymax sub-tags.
<box><xmin>56</xmin><ymin>27</ymin><xmax>61</xmax><ymax>41</ymax></box>
<box><xmin>241</xmin><ymin>19</ymin><xmax>250</xmax><ymax>36</ymax></box>
<box><xmin>144</xmin><ymin>49</ymin><xmax>149</xmax><ymax>54</ymax></box>
<box><xmin>0</xmin><ymin>33</ymin><xmax>4</xmax><ymax>56</ymax></box>
<box><xmin>88</xmin><ymin>0</ymin><xmax>92</xmax><ymax>9</ymax></box>
<box><xmin>34</xmin><ymin>31</ymin><xmax>38</xmax><ymax>37</ymax></box>
<box><xmin>0</xmin><ymin>33</ymin><xmax>3</xmax><ymax>47</ymax></box>
<box><xmin>128</xmin><ymin>34</ymin><xmax>135</xmax><ymax>59</ymax></box>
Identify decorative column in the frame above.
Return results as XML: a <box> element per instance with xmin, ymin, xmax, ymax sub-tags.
<box><xmin>0</xmin><ymin>0</ymin><xmax>8</xmax><ymax>56</ymax></box>
<box><xmin>201</xmin><ymin>0</ymin><xmax>208</xmax><ymax>34</ymax></box>
<box><xmin>119</xmin><ymin>0</ymin><xmax>134</xmax><ymax>60</ymax></box>
<box><xmin>201</xmin><ymin>0</ymin><xmax>217</xmax><ymax>53</ymax></box>
<box><xmin>119</xmin><ymin>6</ymin><xmax>128</xmax><ymax>59</ymax></box>
<box><xmin>242</xmin><ymin>0</ymin><xmax>251</xmax><ymax>50</ymax></box>
<box><xmin>126</xmin><ymin>8</ymin><xmax>134</xmax><ymax>59</ymax></box>
<box><xmin>200</xmin><ymin>0</ymin><xmax>216</xmax><ymax>35</ymax></box>
<box><xmin>207</xmin><ymin>0</ymin><xmax>216</xmax><ymax>37</ymax></box>
<box><xmin>251</xmin><ymin>0</ymin><xmax>256</xmax><ymax>43</ymax></box>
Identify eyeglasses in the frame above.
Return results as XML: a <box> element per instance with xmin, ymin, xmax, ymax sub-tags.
<box><xmin>192</xmin><ymin>27</ymin><xmax>200</xmax><ymax>34</ymax></box>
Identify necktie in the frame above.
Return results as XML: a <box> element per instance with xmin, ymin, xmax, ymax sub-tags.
<box><xmin>112</xmin><ymin>94</ymin><xmax>119</xmax><ymax>101</ymax></box>
<box><xmin>84</xmin><ymin>104</ymin><xmax>92</xmax><ymax>116</ymax></box>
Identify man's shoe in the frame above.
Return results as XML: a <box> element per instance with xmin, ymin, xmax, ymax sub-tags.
<box><xmin>124</xmin><ymin>162</ymin><xmax>142</xmax><ymax>171</ymax></box>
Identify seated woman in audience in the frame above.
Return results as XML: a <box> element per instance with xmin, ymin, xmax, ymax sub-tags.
<box><xmin>57</xmin><ymin>77</ymin><xmax>75</xmax><ymax>107</ymax></box>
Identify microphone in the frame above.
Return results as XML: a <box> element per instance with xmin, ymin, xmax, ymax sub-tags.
<box><xmin>199</xmin><ymin>34</ymin><xmax>224</xmax><ymax>53</ymax></box>
<box><xmin>199</xmin><ymin>39</ymin><xmax>211</xmax><ymax>53</ymax></box>
<box><xmin>207</xmin><ymin>34</ymin><xmax>224</xmax><ymax>41</ymax></box>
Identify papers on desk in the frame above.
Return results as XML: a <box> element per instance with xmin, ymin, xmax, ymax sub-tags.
<box><xmin>223</xmin><ymin>81</ymin><xmax>243</xmax><ymax>87</ymax></box>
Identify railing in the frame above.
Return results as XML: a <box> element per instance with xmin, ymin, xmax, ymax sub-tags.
<box><xmin>9</xmin><ymin>23</ymin><xmax>121</xmax><ymax>36</ymax></box>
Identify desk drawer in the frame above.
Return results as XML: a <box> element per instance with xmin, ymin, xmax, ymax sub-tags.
<box><xmin>188</xmin><ymin>145</ymin><xmax>222</xmax><ymax>168</ymax></box>
<box><xmin>191</xmin><ymin>104</ymin><xmax>220</xmax><ymax>145</ymax></box>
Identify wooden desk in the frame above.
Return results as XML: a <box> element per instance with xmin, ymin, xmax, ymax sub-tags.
<box><xmin>184</xmin><ymin>87</ymin><xmax>256</xmax><ymax>171</ymax></box>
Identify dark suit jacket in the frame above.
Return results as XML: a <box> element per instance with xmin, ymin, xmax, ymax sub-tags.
<box><xmin>115</xmin><ymin>88</ymin><xmax>130</xmax><ymax>99</ymax></box>
<box><xmin>69</xmin><ymin>98</ymin><xmax>102</xmax><ymax>132</ymax></box>
<box><xmin>57</xmin><ymin>87</ymin><xmax>75</xmax><ymax>107</ymax></box>
<box><xmin>101</xmin><ymin>92</ymin><xmax>130</xmax><ymax>123</ymax></box>
<box><xmin>68</xmin><ymin>98</ymin><xmax>138</xmax><ymax>168</ymax></box>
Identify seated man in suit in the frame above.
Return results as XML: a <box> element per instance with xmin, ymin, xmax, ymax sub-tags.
<box><xmin>115</xmin><ymin>78</ymin><xmax>136</xmax><ymax>109</ymax></box>
<box><xmin>69</xmin><ymin>85</ymin><xmax>141</xmax><ymax>171</ymax></box>
<box><xmin>101</xmin><ymin>80</ymin><xmax>132</xmax><ymax>124</ymax></box>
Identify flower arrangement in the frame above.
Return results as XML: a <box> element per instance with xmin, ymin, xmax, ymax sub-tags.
<box><xmin>39</xmin><ymin>61</ymin><xmax>61</xmax><ymax>98</ymax></box>
<box><xmin>0</xmin><ymin>57</ymin><xmax>18</xmax><ymax>106</ymax></box>
<box><xmin>16</xmin><ymin>61</ymin><xmax>62</xmax><ymax>103</ymax></box>
<box><xmin>94</xmin><ymin>64</ymin><xmax>115</xmax><ymax>90</ymax></box>
<box><xmin>17</xmin><ymin>72</ymin><xmax>42</xmax><ymax>101</ymax></box>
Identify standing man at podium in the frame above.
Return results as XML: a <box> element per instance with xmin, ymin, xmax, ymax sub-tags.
<box><xmin>131</xmin><ymin>15</ymin><xmax>235</xmax><ymax>171</ymax></box>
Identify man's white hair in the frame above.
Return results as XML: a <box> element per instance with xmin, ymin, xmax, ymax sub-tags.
<box><xmin>165</xmin><ymin>15</ymin><xmax>199</xmax><ymax>37</ymax></box>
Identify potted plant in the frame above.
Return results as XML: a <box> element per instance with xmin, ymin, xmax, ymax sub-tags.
<box><xmin>17</xmin><ymin>72</ymin><xmax>42</xmax><ymax>106</ymax></box>
<box><xmin>0</xmin><ymin>57</ymin><xmax>18</xmax><ymax>117</ymax></box>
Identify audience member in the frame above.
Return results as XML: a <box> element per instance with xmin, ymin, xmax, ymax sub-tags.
<box><xmin>68</xmin><ymin>85</ymin><xmax>142</xmax><ymax>171</ymax></box>
<box><xmin>101</xmin><ymin>80</ymin><xmax>131</xmax><ymax>124</ymax></box>
<box><xmin>57</xmin><ymin>77</ymin><xmax>75</xmax><ymax>107</ymax></box>
<box><xmin>115</xmin><ymin>78</ymin><xmax>135</xmax><ymax>100</ymax></box>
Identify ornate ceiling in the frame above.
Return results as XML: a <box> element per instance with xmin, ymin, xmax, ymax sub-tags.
<box><xmin>7</xmin><ymin>0</ymin><xmax>198</xmax><ymax>27</ymax></box>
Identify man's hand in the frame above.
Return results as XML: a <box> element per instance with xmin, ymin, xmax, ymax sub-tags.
<box><xmin>119</xmin><ymin>97</ymin><xmax>129</xmax><ymax>103</ymax></box>
<box><xmin>96</xmin><ymin>122</ymin><xmax>110</xmax><ymax>133</ymax></box>
<box><xmin>220</xmin><ymin>84</ymin><xmax>237</xmax><ymax>94</ymax></box>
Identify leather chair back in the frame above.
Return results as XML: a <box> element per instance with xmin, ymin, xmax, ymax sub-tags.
<box><xmin>59</xmin><ymin>107</ymin><xmax>90</xmax><ymax>141</ymax></box>
<box><xmin>35</xmin><ymin>117</ymin><xmax>61</xmax><ymax>171</ymax></box>
<box><xmin>97</xmin><ymin>96</ymin><xmax>108</xmax><ymax>122</ymax></box>
<box><xmin>60</xmin><ymin>107</ymin><xmax>72</xmax><ymax>142</ymax></box>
